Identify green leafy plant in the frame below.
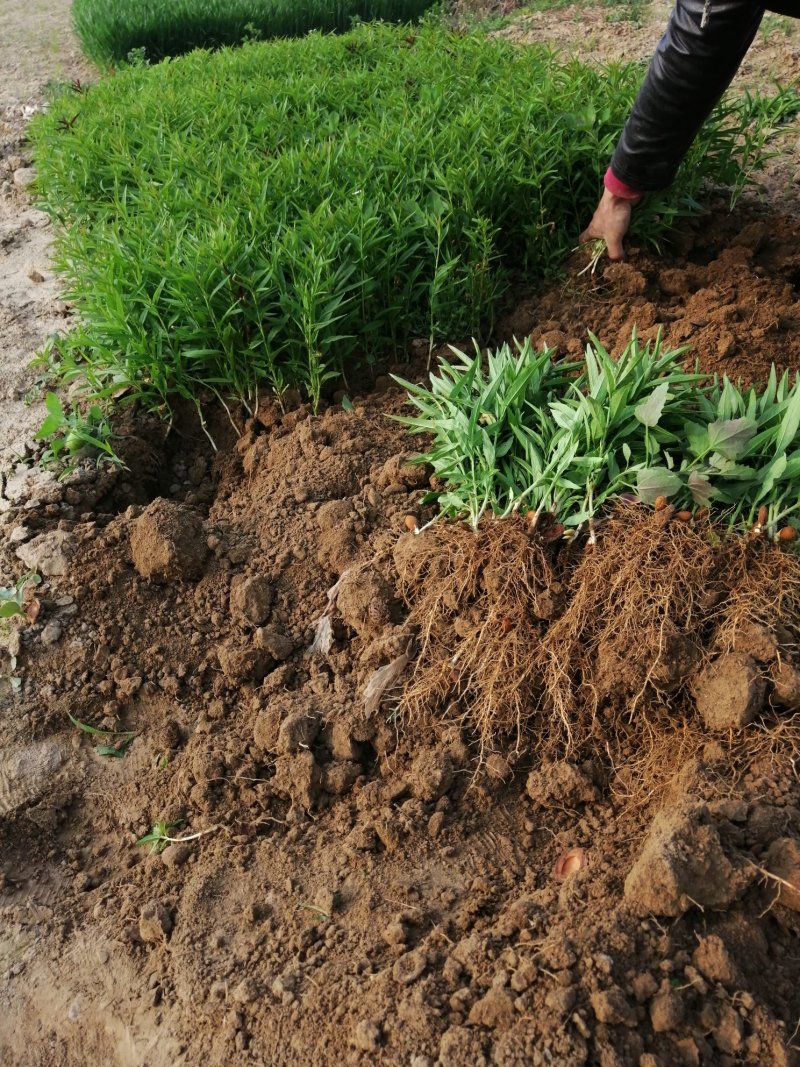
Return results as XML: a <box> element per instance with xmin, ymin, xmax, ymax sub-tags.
<box><xmin>35</xmin><ymin>391</ymin><xmax>123</xmax><ymax>472</ymax></box>
<box><xmin>67</xmin><ymin>711</ymin><xmax>137</xmax><ymax>758</ymax></box>
<box><xmin>136</xmin><ymin>820</ymin><xmax>186</xmax><ymax>852</ymax></box>
<box><xmin>30</xmin><ymin>24</ymin><xmax>794</xmax><ymax>417</ymax></box>
<box><xmin>135</xmin><ymin>819</ymin><xmax>219</xmax><ymax>851</ymax></box>
<box><xmin>72</xmin><ymin>0</ymin><xmax>438</xmax><ymax>65</ymax></box>
<box><xmin>638</xmin><ymin>365</ymin><xmax>800</xmax><ymax>538</ymax></box>
<box><xmin>0</xmin><ymin>572</ymin><xmax>42</xmax><ymax>619</ymax></box>
<box><xmin>395</xmin><ymin>337</ymin><xmax>577</xmax><ymax>527</ymax></box>
<box><xmin>399</xmin><ymin>330</ymin><xmax>800</xmax><ymax>542</ymax></box>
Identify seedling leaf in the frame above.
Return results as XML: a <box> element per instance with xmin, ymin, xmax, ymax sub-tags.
<box><xmin>707</xmin><ymin>417</ymin><xmax>756</xmax><ymax>460</ymax></box>
<box><xmin>636</xmin><ymin>467</ymin><xmax>682</xmax><ymax>503</ymax></box>
<box><xmin>634</xmin><ymin>382</ymin><xmax>669</xmax><ymax>428</ymax></box>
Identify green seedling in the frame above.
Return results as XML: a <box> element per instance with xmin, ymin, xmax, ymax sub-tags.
<box><xmin>29</xmin><ymin>24</ymin><xmax>795</xmax><ymax>418</ymax></box>
<box><xmin>72</xmin><ymin>0</ymin><xmax>438</xmax><ymax>65</ymax></box>
<box><xmin>400</xmin><ymin>328</ymin><xmax>800</xmax><ymax>542</ymax></box>
<box><xmin>95</xmin><ymin>739</ymin><xmax>136</xmax><ymax>758</ymax></box>
<box><xmin>135</xmin><ymin>820</ymin><xmax>219</xmax><ymax>852</ymax></box>
<box><xmin>577</xmin><ymin>238</ymin><xmax>608</xmax><ymax>276</ymax></box>
<box><xmin>36</xmin><ymin>392</ymin><xmax>123</xmax><ymax>474</ymax></box>
<box><xmin>0</xmin><ymin>572</ymin><xmax>41</xmax><ymax>619</ymax></box>
<box><xmin>67</xmin><ymin>711</ymin><xmax>137</xmax><ymax>758</ymax></box>
<box><xmin>136</xmin><ymin>820</ymin><xmax>186</xmax><ymax>852</ymax></box>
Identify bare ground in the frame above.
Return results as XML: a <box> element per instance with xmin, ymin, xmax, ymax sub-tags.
<box><xmin>0</xmin><ymin>0</ymin><xmax>90</xmax><ymax>468</ymax></box>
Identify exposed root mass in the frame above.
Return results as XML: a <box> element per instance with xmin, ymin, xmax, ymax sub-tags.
<box><xmin>394</xmin><ymin>506</ymin><xmax>800</xmax><ymax>760</ymax></box>
<box><xmin>394</xmin><ymin>514</ymin><xmax>558</xmax><ymax>756</ymax></box>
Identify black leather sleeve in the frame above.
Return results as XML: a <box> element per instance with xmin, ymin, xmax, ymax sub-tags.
<box><xmin>609</xmin><ymin>0</ymin><xmax>799</xmax><ymax>193</ymax></box>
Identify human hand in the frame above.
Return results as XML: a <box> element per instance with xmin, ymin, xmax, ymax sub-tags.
<box><xmin>579</xmin><ymin>188</ymin><xmax>638</xmax><ymax>262</ymax></box>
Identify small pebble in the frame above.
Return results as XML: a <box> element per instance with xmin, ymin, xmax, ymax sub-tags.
<box><xmin>40</xmin><ymin>620</ymin><xmax>63</xmax><ymax>646</ymax></box>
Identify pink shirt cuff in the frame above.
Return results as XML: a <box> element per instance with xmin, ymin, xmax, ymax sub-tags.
<box><xmin>604</xmin><ymin>167</ymin><xmax>643</xmax><ymax>201</ymax></box>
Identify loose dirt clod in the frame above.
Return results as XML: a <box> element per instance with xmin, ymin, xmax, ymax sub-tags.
<box><xmin>624</xmin><ymin>805</ymin><xmax>752</xmax><ymax>916</ymax></box>
<box><xmin>139</xmin><ymin>901</ymin><xmax>173</xmax><ymax>943</ymax></box>
<box><xmin>130</xmin><ymin>498</ymin><xmax>207</xmax><ymax>581</ymax></box>
<box><xmin>229</xmin><ymin>573</ymin><xmax>274</xmax><ymax>625</ymax></box>
<box><xmin>691</xmin><ymin>652</ymin><xmax>766</xmax><ymax>731</ymax></box>
<box><xmin>526</xmin><ymin>761</ymin><xmax>598</xmax><ymax>810</ymax></box>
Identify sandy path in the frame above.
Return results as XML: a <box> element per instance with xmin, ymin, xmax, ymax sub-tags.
<box><xmin>0</xmin><ymin>0</ymin><xmax>91</xmax><ymax>470</ymax></box>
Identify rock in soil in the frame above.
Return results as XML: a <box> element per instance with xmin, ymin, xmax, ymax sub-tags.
<box><xmin>15</xmin><ymin>529</ymin><xmax>75</xmax><ymax>576</ymax></box>
<box><xmin>39</xmin><ymin>619</ymin><xmax>63</xmax><ymax>646</ymax></box>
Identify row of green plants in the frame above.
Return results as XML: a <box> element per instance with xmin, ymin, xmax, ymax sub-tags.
<box><xmin>72</xmin><ymin>0</ymin><xmax>438</xmax><ymax>65</ymax></box>
<box><xmin>31</xmin><ymin>23</ymin><xmax>795</xmax><ymax>416</ymax></box>
<box><xmin>398</xmin><ymin>330</ymin><xmax>800</xmax><ymax>540</ymax></box>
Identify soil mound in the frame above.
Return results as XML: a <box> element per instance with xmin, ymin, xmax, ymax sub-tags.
<box><xmin>504</xmin><ymin>208</ymin><xmax>800</xmax><ymax>387</ymax></box>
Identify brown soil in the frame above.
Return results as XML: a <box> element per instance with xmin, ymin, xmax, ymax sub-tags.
<box><xmin>4</xmin><ymin>5</ymin><xmax>800</xmax><ymax>1067</ymax></box>
<box><xmin>503</xmin><ymin>206</ymin><xmax>800</xmax><ymax>386</ymax></box>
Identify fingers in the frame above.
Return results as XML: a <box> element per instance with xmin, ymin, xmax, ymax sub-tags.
<box><xmin>605</xmin><ymin>234</ymin><xmax>625</xmax><ymax>262</ymax></box>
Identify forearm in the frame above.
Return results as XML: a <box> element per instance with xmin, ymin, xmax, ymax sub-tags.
<box><xmin>610</xmin><ymin>0</ymin><xmax>766</xmax><ymax>193</ymax></box>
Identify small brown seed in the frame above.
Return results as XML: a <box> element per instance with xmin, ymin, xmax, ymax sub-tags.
<box><xmin>758</xmin><ymin>505</ymin><xmax>768</xmax><ymax>526</ymax></box>
<box><xmin>404</xmin><ymin>515</ymin><xmax>418</xmax><ymax>532</ymax></box>
<box><xmin>654</xmin><ymin>496</ymin><xmax>667</xmax><ymax>511</ymax></box>
<box><xmin>553</xmin><ymin>848</ymin><xmax>586</xmax><ymax>882</ymax></box>
<box><xmin>675</xmin><ymin>511</ymin><xmax>692</xmax><ymax>523</ymax></box>
<box><xmin>778</xmin><ymin>526</ymin><xmax>797</xmax><ymax>542</ymax></box>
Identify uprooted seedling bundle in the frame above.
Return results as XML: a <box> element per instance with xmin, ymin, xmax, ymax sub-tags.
<box><xmin>393</xmin><ymin>330</ymin><xmax>800</xmax><ymax>756</ymax></box>
<box><xmin>397</xmin><ymin>330</ymin><xmax>800</xmax><ymax>541</ymax></box>
<box><xmin>394</xmin><ymin>504</ymin><xmax>800</xmax><ymax>759</ymax></box>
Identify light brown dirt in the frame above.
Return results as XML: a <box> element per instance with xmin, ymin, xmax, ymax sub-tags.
<box><xmin>3</xmin><ymin>364</ymin><xmax>800</xmax><ymax>1066</ymax></box>
<box><xmin>0</xmin><ymin>0</ymin><xmax>91</xmax><ymax>468</ymax></box>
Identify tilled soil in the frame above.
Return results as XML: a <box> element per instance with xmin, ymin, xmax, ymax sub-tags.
<box><xmin>3</xmin><ymin>207</ymin><xmax>800</xmax><ymax>1067</ymax></box>
<box><xmin>505</xmin><ymin>206</ymin><xmax>800</xmax><ymax>385</ymax></box>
